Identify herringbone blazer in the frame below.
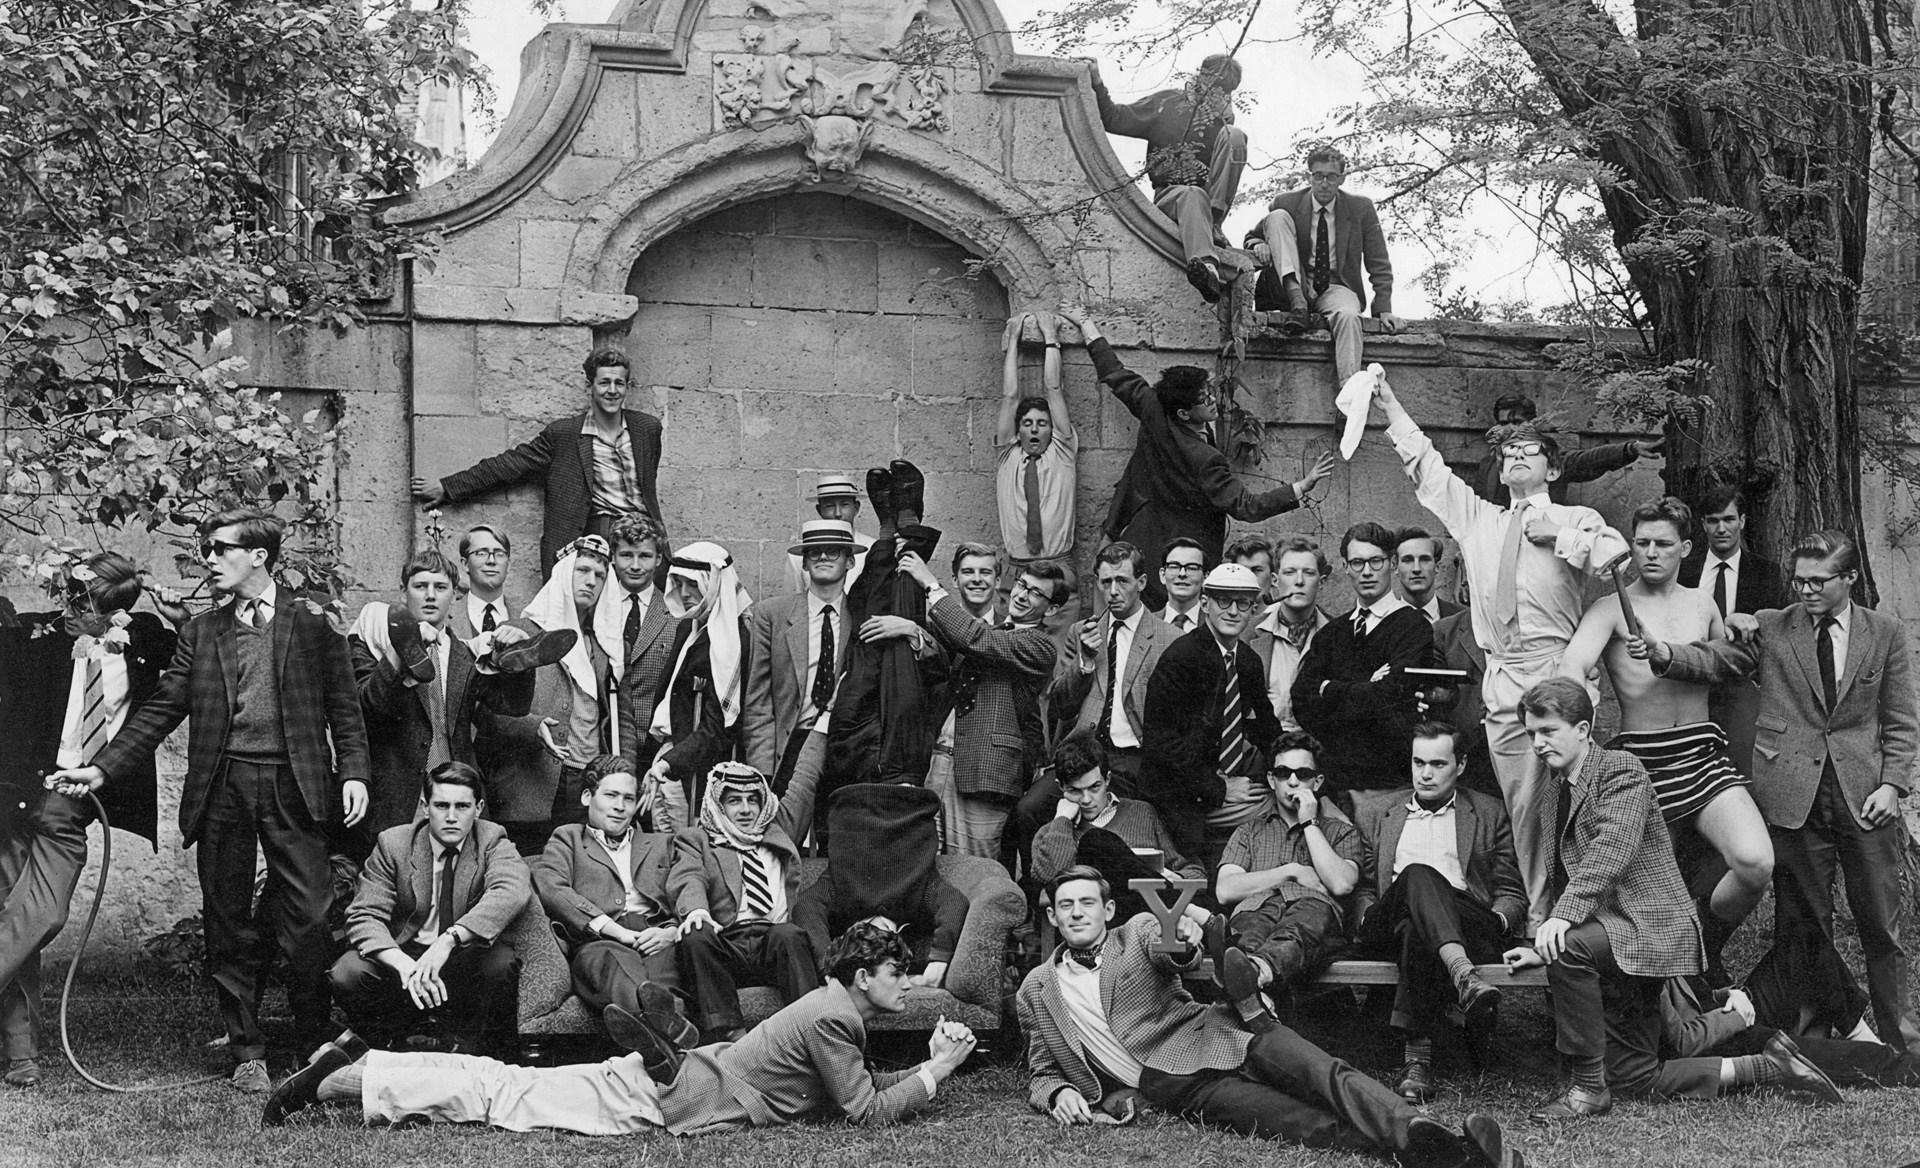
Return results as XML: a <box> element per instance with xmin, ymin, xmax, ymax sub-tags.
<box><xmin>656</xmin><ymin>981</ymin><xmax>933</xmax><ymax>1134</ymax></box>
<box><xmin>438</xmin><ymin>409</ymin><xmax>663</xmax><ymax>573</ymax></box>
<box><xmin>741</xmin><ymin>591</ymin><xmax>852</xmax><ymax>778</ymax></box>
<box><xmin>613</xmin><ymin>591</ymin><xmax>680</xmax><ymax>769</ymax></box>
<box><xmin>1017</xmin><ymin>913</ymin><xmax>1251</xmax><ymax>1113</ymax></box>
<box><xmin>92</xmin><ymin>594</ymin><xmax>371</xmax><ymax>845</ymax></box>
<box><xmin>532</xmin><ymin>822</ymin><xmax>677</xmax><ymax>947</ymax></box>
<box><xmin>1541</xmin><ymin>747</ymin><xmax>1703</xmax><ymax>979</ymax></box>
<box><xmin>1353</xmin><ymin>786</ymin><xmax>1526</xmax><ymax>931</ymax></box>
<box><xmin>925</xmin><ymin>595</ymin><xmax>1057</xmax><ymax>799</ymax></box>
<box><xmin>1049</xmin><ymin>608</ymin><xmax>1175</xmax><ymax>744</ymax></box>
<box><xmin>345</xmin><ymin>818</ymin><xmax>531</xmax><ymax>953</ymax></box>
<box><xmin>1660</xmin><ymin>603</ymin><xmax>1918</xmax><ymax>830</ymax></box>
<box><xmin>351</xmin><ymin>630</ymin><xmax>534</xmax><ymax>834</ymax></box>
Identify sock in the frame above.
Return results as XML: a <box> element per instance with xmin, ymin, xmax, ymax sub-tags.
<box><xmin>316</xmin><ymin>1062</ymin><xmax>366</xmax><ymax>1104</ymax></box>
<box><xmin>1846</xmin><ymin>1017</ymin><xmax>1878</xmax><ymax>1043</ymax></box>
<box><xmin>1403</xmin><ymin>1037</ymin><xmax>1434</xmax><ymax>1065</ymax></box>
<box><xmin>1727</xmin><ymin>1054</ymin><xmax>1780</xmax><ymax>1088</ymax></box>
<box><xmin>1570</xmin><ymin>1055</ymin><xmax>1607</xmax><ymax>1095</ymax></box>
<box><xmin>1440</xmin><ymin>942</ymin><xmax>1475</xmax><ymax>985</ymax></box>
<box><xmin>1253</xmin><ymin>955</ymin><xmax>1275</xmax><ymax>989</ymax></box>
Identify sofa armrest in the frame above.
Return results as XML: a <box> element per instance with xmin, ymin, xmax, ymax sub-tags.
<box><xmin>933</xmin><ymin>854</ymin><xmax>1025</xmax><ymax>1010</ymax></box>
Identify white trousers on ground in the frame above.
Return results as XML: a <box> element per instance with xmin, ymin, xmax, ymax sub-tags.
<box><xmin>361</xmin><ymin>1049</ymin><xmax>664</xmax><ymax>1135</ymax></box>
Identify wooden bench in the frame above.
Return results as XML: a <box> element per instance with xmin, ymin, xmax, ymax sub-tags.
<box><xmin>1178</xmin><ymin>958</ymin><xmax>1549</xmax><ymax>989</ymax></box>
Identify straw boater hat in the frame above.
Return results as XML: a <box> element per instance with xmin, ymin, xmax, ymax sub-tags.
<box><xmin>787</xmin><ymin>518</ymin><xmax>865</xmax><ymax>557</ymax></box>
<box><xmin>813</xmin><ymin>474</ymin><xmax>859</xmax><ymax>502</ymax></box>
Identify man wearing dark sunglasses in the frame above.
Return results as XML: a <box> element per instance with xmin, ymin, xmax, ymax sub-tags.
<box><xmin>49</xmin><ymin>509</ymin><xmax>372</xmax><ymax>1093</ymax></box>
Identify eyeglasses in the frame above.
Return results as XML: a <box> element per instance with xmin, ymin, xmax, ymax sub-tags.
<box><xmin>1010</xmin><ymin>579</ymin><xmax>1053</xmax><ymax>601</ymax></box>
<box><xmin>802</xmin><ymin>547</ymin><xmax>849</xmax><ymax>561</ymax></box>
<box><xmin>466</xmin><ymin>549</ymin><xmax>508</xmax><ymax>561</ymax></box>
<box><xmin>1791</xmin><ymin>573</ymin><xmax>1850</xmax><ymax>592</ymax></box>
<box><xmin>1345</xmin><ymin>556</ymin><xmax>1388</xmax><ymax>571</ymax></box>
<box><xmin>1501</xmin><ymin>442</ymin><xmax>1546</xmax><ymax>459</ymax></box>
<box><xmin>1207</xmin><ymin>595</ymin><xmax>1258</xmax><ymax>612</ymax></box>
<box><xmin>199</xmin><ymin>539</ymin><xmax>250</xmax><ymax>558</ymax></box>
<box><xmin>1271</xmin><ymin>766</ymin><xmax>1322</xmax><ymax>781</ymax></box>
<box><xmin>1307</xmin><ymin>171</ymin><xmax>1345</xmax><ymax>184</ymax></box>
<box><xmin>1163</xmin><ymin>561</ymin><xmax>1206</xmax><ymax>575</ymax></box>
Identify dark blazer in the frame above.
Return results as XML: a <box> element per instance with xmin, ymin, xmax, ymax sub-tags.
<box><xmin>1291</xmin><ymin>605</ymin><xmax>1437</xmax><ymax>793</ymax></box>
<box><xmin>1470</xmin><ymin>441</ymin><xmax>1639</xmax><ymax>506</ymax></box>
<box><xmin>1048</xmin><ymin>608</ymin><xmax>1175</xmax><ymax>744</ymax></box>
<box><xmin>1016</xmin><ymin>913</ymin><xmax>1249</xmax><ymax>1114</ymax></box>
<box><xmin>1352</xmin><ymin>786</ymin><xmax>1526</xmax><ymax>931</ymax></box>
<box><xmin>1142</xmin><ymin>628</ymin><xmax>1282</xmax><ymax>812</ymax></box>
<box><xmin>656</xmin><ymin>622</ymin><xmax>734</xmax><ymax>791</ymax></box>
<box><xmin>1091</xmin><ymin>81</ymin><xmax>1232</xmax><ymax>197</ymax></box>
<box><xmin>449</xmin><ymin>598</ymin><xmax>558</xmax><ymax>823</ymax></box>
<box><xmin>345</xmin><ymin>818</ymin><xmax>531</xmax><ymax>953</ymax></box>
<box><xmin>92</xmin><ymin>594</ymin><xmax>372</xmax><ymax>845</ymax></box>
<box><xmin>1543</xmin><ymin>746</ymin><xmax>1704</xmax><ymax>979</ymax></box>
<box><xmin>351</xmin><ymin>628</ymin><xmax>534</xmax><ymax>833</ymax></box>
<box><xmin>1259</xmin><ymin>188</ymin><xmax>1394</xmax><ymax>314</ymax></box>
<box><xmin>1678</xmin><ymin>550</ymin><xmax>1787</xmax><ymax>613</ymax></box>
<box><xmin>532</xmin><ymin>822</ymin><xmax>677</xmax><ymax>947</ymax></box>
<box><xmin>438</xmin><ymin>409</ymin><xmax>664</xmax><ymax>573</ymax></box>
<box><xmin>741</xmin><ymin>592</ymin><xmax>852</xmax><ymax>778</ymax></box>
<box><xmin>2</xmin><ymin>611</ymin><xmax>175</xmax><ymax>845</ymax></box>
<box><xmin>613</xmin><ymin>591</ymin><xmax>681</xmax><ymax>770</ymax></box>
<box><xmin>1091</xmin><ymin>338</ymin><xmax>1300</xmax><ymax>576</ymax></box>
<box><xmin>924</xmin><ymin>596</ymin><xmax>1057</xmax><ymax>799</ymax></box>
<box><xmin>1660</xmin><ymin>603</ymin><xmax>1918</xmax><ymax>830</ymax></box>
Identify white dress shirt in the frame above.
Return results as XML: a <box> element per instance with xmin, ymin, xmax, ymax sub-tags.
<box><xmin>1821</xmin><ymin>601</ymin><xmax>1852</xmax><ymax>688</ymax></box>
<box><xmin>57</xmin><ymin>645</ymin><xmax>132</xmax><ymax>768</ymax></box>
<box><xmin>1257</xmin><ymin>604</ymin><xmax>1327</xmax><ymax>730</ymax></box>
<box><xmin>466</xmin><ymin>593</ymin><xmax>510</xmax><ymax>634</ymax></box>
<box><xmin>1352</xmin><ymin>592</ymin><xmax>1410</xmax><ymax>636</ymax></box>
<box><xmin>1705</xmin><ymin>549</ymin><xmax>1741</xmax><ymax>614</ymax></box>
<box><xmin>1105</xmin><ymin>606</ymin><xmax>1146</xmax><ymax>749</ymax></box>
<box><xmin>1394</xmin><ymin>797</ymin><xmax>1465</xmax><ymax>890</ymax></box>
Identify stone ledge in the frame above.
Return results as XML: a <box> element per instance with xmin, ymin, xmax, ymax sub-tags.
<box><xmin>413</xmin><ymin>285</ymin><xmax>639</xmax><ymax>324</ymax></box>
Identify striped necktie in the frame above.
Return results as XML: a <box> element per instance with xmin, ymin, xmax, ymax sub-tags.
<box><xmin>76</xmin><ymin>657</ymin><xmax>111</xmax><ymax>762</ymax></box>
<box><xmin>1218</xmin><ymin>648</ymin><xmax>1253</xmax><ymax>776</ymax></box>
<box><xmin>739</xmin><ymin>848</ymin><xmax>774</xmax><ymax>920</ymax></box>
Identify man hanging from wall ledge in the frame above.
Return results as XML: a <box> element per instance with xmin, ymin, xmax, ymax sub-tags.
<box><xmin>413</xmin><ymin>348</ymin><xmax>664</xmax><ymax>574</ymax></box>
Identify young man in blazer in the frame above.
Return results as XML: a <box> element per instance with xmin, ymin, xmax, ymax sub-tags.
<box><xmin>742</xmin><ymin>519</ymin><xmax>859</xmax><ymax>792</ymax></box>
<box><xmin>0</xmin><ymin>552</ymin><xmax>175</xmax><ymax>1089</ymax></box>
<box><xmin>1245</xmin><ymin>145</ymin><xmax>1404</xmax><ymax>385</ymax></box>
<box><xmin>1245</xmin><ymin>536</ymin><xmax>1332</xmax><ymax>732</ymax></box>
<box><xmin>330</xmin><ymin>762</ymin><xmax>530</xmax><ymax>1055</ymax></box>
<box><xmin>413</xmin><ymin>348</ymin><xmax>664</xmax><ymax>572</ymax></box>
<box><xmin>1049</xmin><ymin>542</ymin><xmax>1173</xmax><ymax>799</ymax></box>
<box><xmin>1646</xmin><ymin>528</ymin><xmax>1920</xmax><ymax>1057</ymax></box>
<box><xmin>1675</xmin><ymin>484</ymin><xmax>1787</xmax><ymax>778</ymax></box>
<box><xmin>52</xmin><ymin>509</ymin><xmax>372</xmax><ymax>1091</ymax></box>
<box><xmin>1018</xmin><ymin>866</ymin><xmax>1524</xmax><ymax>1167</ymax></box>
<box><xmin>1352</xmin><ymin>722</ymin><xmax>1525</xmax><ymax>1103</ymax></box>
<box><xmin>533</xmin><ymin>755</ymin><xmax>694</xmax><ymax>1062</ymax></box>
<box><xmin>265</xmin><ymin>923</ymin><xmax>977</xmax><ymax>1135</ymax></box>
<box><xmin>607</xmin><ymin>515</ymin><xmax>679</xmax><ymax>775</ymax></box>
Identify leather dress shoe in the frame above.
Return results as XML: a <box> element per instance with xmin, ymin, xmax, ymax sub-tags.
<box><xmin>1395</xmin><ymin>1058</ymin><xmax>1435</xmax><ymax>1104</ymax></box>
<box><xmin>1456</xmin><ymin>972</ymin><xmax>1502</xmax><ymax>1026</ymax></box>
<box><xmin>637</xmin><ymin>980</ymin><xmax>699</xmax><ymax>1050</ymax></box>
<box><xmin>865</xmin><ymin>467</ymin><xmax>894</xmax><ymax>529</ymax></box>
<box><xmin>1185</xmin><ymin>257</ymin><xmax>1226</xmax><ymax>303</ymax></box>
<box><xmin>604</xmin><ymin>1004</ymin><xmax>685</xmax><ymax>1082</ymax></box>
<box><xmin>493</xmin><ymin>627</ymin><xmax>577</xmax><ymax>673</ymax></box>
<box><xmin>1219</xmin><ymin>947</ymin><xmax>1277</xmax><ymax>1033</ymax></box>
<box><xmin>1464</xmin><ymin>1112</ymin><xmax>1526</xmax><ymax>1168</ymax></box>
<box><xmin>1201</xmin><ymin>913</ymin><xmax>1230</xmax><ymax>976</ymax></box>
<box><xmin>389</xmin><ymin>611</ymin><xmax>435</xmax><ymax>683</ymax></box>
<box><xmin>1398</xmin><ymin>1115</ymin><xmax>1471</xmax><ymax>1168</ymax></box>
<box><xmin>888</xmin><ymin>459</ymin><xmax>925</xmax><ymax>526</ymax></box>
<box><xmin>1764</xmin><ymin>1032</ymin><xmax>1843</xmax><ymax>1104</ymax></box>
<box><xmin>262</xmin><ymin>1030</ymin><xmax>365</xmax><ymax>1126</ymax></box>
<box><xmin>1527</xmin><ymin>1085</ymin><xmax>1611</xmax><ymax>1122</ymax></box>
<box><xmin>3</xmin><ymin>1058</ymin><xmax>40</xmax><ymax>1088</ymax></box>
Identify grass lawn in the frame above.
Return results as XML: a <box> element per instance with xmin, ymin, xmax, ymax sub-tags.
<box><xmin>6</xmin><ymin>904</ymin><xmax>1920</xmax><ymax>1168</ymax></box>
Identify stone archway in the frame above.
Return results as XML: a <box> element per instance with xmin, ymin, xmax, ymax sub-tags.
<box><xmin>624</xmin><ymin>190</ymin><xmax>1012</xmax><ymax>598</ymax></box>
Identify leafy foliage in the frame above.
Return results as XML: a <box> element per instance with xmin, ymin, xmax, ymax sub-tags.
<box><xmin>0</xmin><ymin>0</ymin><xmax>482</xmax><ymax>596</ymax></box>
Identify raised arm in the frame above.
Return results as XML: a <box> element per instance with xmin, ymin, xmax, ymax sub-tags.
<box><xmin>996</xmin><ymin>312</ymin><xmax>1033</xmax><ymax>445</ymax></box>
<box><xmin>1374</xmin><ymin>374</ymin><xmax>1500</xmax><ymax>539</ymax></box>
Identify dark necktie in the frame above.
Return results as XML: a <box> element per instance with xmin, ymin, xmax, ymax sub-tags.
<box><xmin>1551</xmin><ymin>781</ymin><xmax>1572</xmax><ymax>892</ymax></box>
<box><xmin>435</xmin><ymin>849</ymin><xmax>459</xmax><ymax>937</ymax></box>
<box><xmin>76</xmin><ymin>658</ymin><xmax>111</xmax><ymax>762</ymax></box>
<box><xmin>1023</xmin><ymin>455</ymin><xmax>1045</xmax><ymax>556</ymax></box>
<box><xmin>1312</xmin><ymin>206</ymin><xmax>1331</xmax><ymax>297</ymax></box>
<box><xmin>481</xmin><ymin>603</ymin><xmax>498</xmax><ymax>633</ymax></box>
<box><xmin>625</xmin><ymin>594</ymin><xmax>643</xmax><ymax>655</ymax></box>
<box><xmin>1172</xmin><ymin>611</ymin><xmax>1191</xmax><ymax>632</ymax></box>
<box><xmin>1713</xmin><ymin>562</ymin><xmax>1730</xmax><ymax>619</ymax></box>
<box><xmin>1817</xmin><ymin>616</ymin><xmax>1838</xmax><ymax>710</ymax></box>
<box><xmin>1218</xmin><ymin>649</ymin><xmax>1253</xmax><ymax>776</ymax></box>
<box><xmin>1066</xmin><ymin>947</ymin><xmax>1099</xmax><ymax>970</ymax></box>
<box><xmin>1098</xmin><ymin>619</ymin><xmax>1121</xmax><ymax>746</ymax></box>
<box><xmin>1352</xmin><ymin>607</ymin><xmax>1368</xmax><ymax>638</ymax></box>
<box><xmin>740</xmin><ymin>848</ymin><xmax>774</xmax><ymax>919</ymax></box>
<box><xmin>813</xmin><ymin>606</ymin><xmax>836</xmax><ymax>712</ymax></box>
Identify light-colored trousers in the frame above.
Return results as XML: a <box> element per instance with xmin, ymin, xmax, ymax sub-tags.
<box><xmin>1154</xmin><ymin>126</ymin><xmax>1250</xmax><ymax>267</ymax></box>
<box><xmin>1249</xmin><ymin>209</ymin><xmax>1367</xmax><ymax>382</ymax></box>
<box><xmin>362</xmin><ymin>1049</ymin><xmax>664</xmax><ymax>1135</ymax></box>
<box><xmin>1480</xmin><ymin>653</ymin><xmax>1565</xmax><ymax>933</ymax></box>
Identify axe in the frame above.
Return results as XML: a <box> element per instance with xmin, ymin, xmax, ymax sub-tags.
<box><xmin>1601</xmin><ymin>548</ymin><xmax>1644</xmax><ymax>641</ymax></box>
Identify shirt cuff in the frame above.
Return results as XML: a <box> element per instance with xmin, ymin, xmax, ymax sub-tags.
<box><xmin>588</xmin><ymin>914</ymin><xmax>616</xmax><ymax>936</ymax></box>
<box><xmin>917</xmin><ymin>1066</ymin><xmax>939</xmax><ymax>1099</ymax></box>
<box><xmin>1385</xmin><ymin>414</ymin><xmax>1421</xmax><ymax>445</ymax></box>
<box><xmin>926</xmin><ymin>588</ymin><xmax>949</xmax><ymax>607</ymax></box>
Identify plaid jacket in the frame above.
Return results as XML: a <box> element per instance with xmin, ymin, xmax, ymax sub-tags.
<box><xmin>439</xmin><ymin>409</ymin><xmax>663</xmax><ymax>573</ymax></box>
<box><xmin>1016</xmin><ymin>913</ymin><xmax>1251</xmax><ymax>1113</ymax></box>
<box><xmin>1542</xmin><ymin>746</ymin><xmax>1704</xmax><ymax>979</ymax></box>
<box><xmin>925</xmin><ymin>596</ymin><xmax>1056</xmax><ymax>799</ymax></box>
<box><xmin>658</xmin><ymin>980</ymin><xmax>933</xmax><ymax>1134</ymax></box>
<box><xmin>92</xmin><ymin>595</ymin><xmax>371</xmax><ymax>845</ymax></box>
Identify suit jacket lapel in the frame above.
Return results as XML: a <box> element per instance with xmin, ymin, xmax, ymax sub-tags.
<box><xmin>410</xmin><ymin>829</ymin><xmax>437</xmax><ymax>931</ymax></box>
<box><xmin>214</xmin><ymin>605</ymin><xmax>239</xmax><ymax>709</ymax></box>
<box><xmin>1037</xmin><ymin>963</ymin><xmax>1090</xmax><ymax>1069</ymax></box>
<box><xmin>1122</xmin><ymin>617</ymin><xmax>1155</xmax><ymax>696</ymax></box>
<box><xmin>1837</xmin><ymin>610</ymin><xmax>1874</xmax><ymax>707</ymax></box>
<box><xmin>717</xmin><ymin>844</ymin><xmax>744</xmax><ymax>913</ymax></box>
<box><xmin>784</xmin><ymin>601</ymin><xmax>810</xmax><ymax>697</ymax></box>
<box><xmin>1453</xmin><ymin>795</ymin><xmax>1479</xmax><ymax>882</ymax></box>
<box><xmin>271</xmin><ymin>594</ymin><xmax>297</xmax><ymax>684</ymax></box>
<box><xmin>1378</xmin><ymin>802</ymin><xmax>1409</xmax><ymax>891</ymax></box>
<box><xmin>629</xmin><ymin>594</ymin><xmax>671</xmax><ymax>666</ymax></box>
<box><xmin>572</xmin><ymin>415</ymin><xmax>595</xmax><ymax>497</ymax></box>
<box><xmin>1786</xmin><ymin>606</ymin><xmax>1827</xmax><ymax>708</ymax></box>
<box><xmin>445</xmin><ymin>640</ymin><xmax>475</xmax><ymax>745</ymax></box>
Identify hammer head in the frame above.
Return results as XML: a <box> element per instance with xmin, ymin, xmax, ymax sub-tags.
<box><xmin>1601</xmin><ymin>548</ymin><xmax>1633</xmax><ymax>577</ymax></box>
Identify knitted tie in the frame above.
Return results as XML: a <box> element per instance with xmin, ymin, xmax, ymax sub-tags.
<box><xmin>1218</xmin><ymin>649</ymin><xmax>1253</xmax><ymax>776</ymax></box>
<box><xmin>739</xmin><ymin>849</ymin><xmax>774</xmax><ymax>920</ymax></box>
<box><xmin>1817</xmin><ymin>616</ymin><xmax>1838</xmax><ymax>710</ymax></box>
<box><xmin>1023</xmin><ymin>455</ymin><xmax>1045</xmax><ymax>556</ymax></box>
<box><xmin>75</xmin><ymin>657</ymin><xmax>111</xmax><ymax>763</ymax></box>
<box><xmin>1311</xmin><ymin>207</ymin><xmax>1332</xmax><ymax>297</ymax></box>
<box><xmin>1712</xmin><ymin>562</ymin><xmax>1730</xmax><ymax>619</ymax></box>
<box><xmin>812</xmin><ymin>606</ymin><xmax>836</xmax><ymax>713</ymax></box>
<box><xmin>1098</xmin><ymin>619</ymin><xmax>1121</xmax><ymax>746</ymax></box>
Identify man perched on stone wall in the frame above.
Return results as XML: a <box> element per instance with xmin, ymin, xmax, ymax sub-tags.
<box><xmin>413</xmin><ymin>348</ymin><xmax>663</xmax><ymax>572</ymax></box>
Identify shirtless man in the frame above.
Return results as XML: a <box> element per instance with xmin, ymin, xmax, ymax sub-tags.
<box><xmin>1557</xmin><ymin>497</ymin><xmax>1773</xmax><ymax>982</ymax></box>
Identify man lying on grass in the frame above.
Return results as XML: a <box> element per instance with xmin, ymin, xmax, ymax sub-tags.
<box><xmin>263</xmin><ymin>921</ymin><xmax>976</xmax><ymax>1135</ymax></box>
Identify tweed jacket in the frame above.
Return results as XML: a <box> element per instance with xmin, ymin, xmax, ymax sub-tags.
<box><xmin>438</xmin><ymin>409</ymin><xmax>664</xmax><ymax>573</ymax></box>
<box><xmin>924</xmin><ymin>595</ymin><xmax>1057</xmax><ymax>799</ymax></box>
<box><xmin>1142</xmin><ymin>627</ymin><xmax>1282</xmax><ymax>811</ymax></box>
<box><xmin>1091</xmin><ymin>338</ymin><xmax>1301</xmax><ymax>571</ymax></box>
<box><xmin>532</xmin><ymin>822</ymin><xmax>678</xmax><ymax>948</ymax></box>
<box><xmin>1542</xmin><ymin>746</ymin><xmax>1703</xmax><ymax>979</ymax></box>
<box><xmin>345</xmin><ymin>818</ymin><xmax>531</xmax><ymax>954</ymax></box>
<box><xmin>1352</xmin><ymin>786</ymin><xmax>1526</xmax><ymax>932</ymax></box>
<box><xmin>1660</xmin><ymin>603</ymin><xmax>1919</xmax><ymax>830</ymax></box>
<box><xmin>1049</xmin><ymin>607</ymin><xmax>1175</xmax><ymax>745</ymax></box>
<box><xmin>741</xmin><ymin>590</ymin><xmax>853</xmax><ymax>778</ymax></box>
<box><xmin>657</xmin><ymin>981</ymin><xmax>934</xmax><ymax>1134</ymax></box>
<box><xmin>3</xmin><ymin>610</ymin><xmax>175</xmax><ymax>845</ymax></box>
<box><xmin>1291</xmin><ymin>604</ymin><xmax>1437</xmax><ymax>792</ymax></box>
<box><xmin>612</xmin><ymin>590</ymin><xmax>681</xmax><ymax>770</ymax></box>
<box><xmin>92</xmin><ymin>593</ymin><xmax>371</xmax><ymax>846</ymax></box>
<box><xmin>1256</xmin><ymin>188</ymin><xmax>1395</xmax><ymax>314</ymax></box>
<box><xmin>1016</xmin><ymin>913</ymin><xmax>1251</xmax><ymax>1113</ymax></box>
<box><xmin>351</xmin><ymin>630</ymin><xmax>534</xmax><ymax>834</ymax></box>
